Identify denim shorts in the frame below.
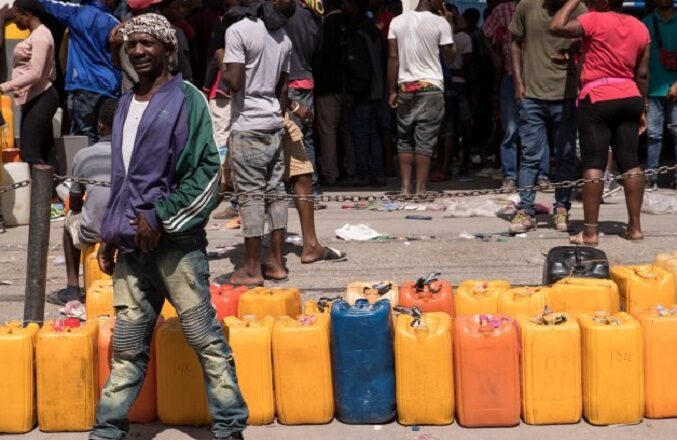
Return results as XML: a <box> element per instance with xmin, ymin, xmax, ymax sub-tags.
<box><xmin>396</xmin><ymin>91</ymin><xmax>444</xmax><ymax>157</ymax></box>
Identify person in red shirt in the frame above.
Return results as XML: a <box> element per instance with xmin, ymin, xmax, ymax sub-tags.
<box><xmin>550</xmin><ymin>0</ymin><xmax>650</xmax><ymax>246</ymax></box>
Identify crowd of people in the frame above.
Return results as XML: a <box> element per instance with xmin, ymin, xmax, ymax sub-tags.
<box><xmin>0</xmin><ymin>0</ymin><xmax>673</xmax><ymax>437</ymax></box>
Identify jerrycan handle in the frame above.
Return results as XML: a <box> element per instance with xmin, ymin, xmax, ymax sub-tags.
<box><xmin>592</xmin><ymin>310</ymin><xmax>620</xmax><ymax>325</ymax></box>
<box><xmin>634</xmin><ymin>266</ymin><xmax>658</xmax><ymax>280</ymax></box>
<box><xmin>317</xmin><ymin>295</ymin><xmax>342</xmax><ymax>312</ymax></box>
<box><xmin>363</xmin><ymin>282</ymin><xmax>392</xmax><ymax>296</ymax></box>
<box><xmin>394</xmin><ymin>306</ymin><xmax>422</xmax><ymax>327</ymax></box>
<box><xmin>530</xmin><ymin>306</ymin><xmax>568</xmax><ymax>325</ymax></box>
<box><xmin>415</xmin><ymin>272</ymin><xmax>442</xmax><ymax>292</ymax></box>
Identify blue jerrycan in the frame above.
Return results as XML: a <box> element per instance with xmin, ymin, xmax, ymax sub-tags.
<box><xmin>330</xmin><ymin>298</ymin><xmax>396</xmax><ymax>424</ymax></box>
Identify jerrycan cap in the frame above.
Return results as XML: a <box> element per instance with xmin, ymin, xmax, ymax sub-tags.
<box><xmin>472</xmin><ymin>281</ymin><xmax>490</xmax><ymax>293</ymax></box>
<box><xmin>592</xmin><ymin>310</ymin><xmax>620</xmax><ymax>325</ymax></box>
<box><xmin>364</xmin><ymin>282</ymin><xmax>392</xmax><ymax>296</ymax></box>
<box><xmin>415</xmin><ymin>272</ymin><xmax>442</xmax><ymax>292</ymax></box>
<box><xmin>530</xmin><ymin>306</ymin><xmax>567</xmax><ymax>325</ymax></box>
<box><xmin>317</xmin><ymin>296</ymin><xmax>341</xmax><ymax>312</ymax></box>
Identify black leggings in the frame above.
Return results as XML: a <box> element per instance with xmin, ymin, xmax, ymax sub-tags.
<box><xmin>20</xmin><ymin>86</ymin><xmax>58</xmax><ymax>166</ymax></box>
<box><xmin>577</xmin><ymin>96</ymin><xmax>644</xmax><ymax>173</ymax></box>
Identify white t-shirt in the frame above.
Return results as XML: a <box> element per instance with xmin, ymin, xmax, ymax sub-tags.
<box><xmin>224</xmin><ymin>18</ymin><xmax>292</xmax><ymax>132</ymax></box>
<box><xmin>388</xmin><ymin>10</ymin><xmax>454</xmax><ymax>90</ymax></box>
<box><xmin>449</xmin><ymin>31</ymin><xmax>472</xmax><ymax>84</ymax></box>
<box><xmin>122</xmin><ymin>97</ymin><xmax>149</xmax><ymax>173</ymax></box>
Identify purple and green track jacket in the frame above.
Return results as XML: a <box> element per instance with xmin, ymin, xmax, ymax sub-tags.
<box><xmin>101</xmin><ymin>74</ymin><xmax>221</xmax><ymax>253</ymax></box>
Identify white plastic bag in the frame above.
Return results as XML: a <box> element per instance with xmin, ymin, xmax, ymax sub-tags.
<box><xmin>335</xmin><ymin>224</ymin><xmax>383</xmax><ymax>241</ymax></box>
<box><xmin>642</xmin><ymin>193</ymin><xmax>677</xmax><ymax>215</ymax></box>
<box><xmin>443</xmin><ymin>198</ymin><xmax>502</xmax><ymax>218</ymax></box>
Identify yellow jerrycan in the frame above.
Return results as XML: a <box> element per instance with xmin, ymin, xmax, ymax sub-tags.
<box><xmin>81</xmin><ymin>243</ymin><xmax>111</xmax><ymax>294</ymax></box>
<box><xmin>237</xmin><ymin>287</ymin><xmax>301</xmax><ymax>319</ymax></box>
<box><xmin>518</xmin><ymin>310</ymin><xmax>582</xmax><ymax>425</ymax></box>
<box><xmin>345</xmin><ymin>281</ymin><xmax>399</xmax><ymax>305</ymax></box>
<box><xmin>454</xmin><ymin>280</ymin><xmax>510</xmax><ymax>316</ymax></box>
<box><xmin>0</xmin><ymin>322</ymin><xmax>39</xmax><ymax>433</ymax></box>
<box><xmin>36</xmin><ymin>320</ymin><xmax>98</xmax><ymax>431</ymax></box>
<box><xmin>550</xmin><ymin>278</ymin><xmax>620</xmax><ymax>318</ymax></box>
<box><xmin>655</xmin><ymin>253</ymin><xmax>677</xmax><ymax>293</ymax></box>
<box><xmin>86</xmin><ymin>279</ymin><xmax>114</xmax><ymax>320</ymax></box>
<box><xmin>498</xmin><ymin>287</ymin><xmax>552</xmax><ymax>318</ymax></box>
<box><xmin>638</xmin><ymin>305</ymin><xmax>677</xmax><ymax>418</ymax></box>
<box><xmin>156</xmin><ymin>318</ymin><xmax>211</xmax><ymax>425</ymax></box>
<box><xmin>224</xmin><ymin>316</ymin><xmax>275</xmax><ymax>425</ymax></box>
<box><xmin>394</xmin><ymin>309</ymin><xmax>454</xmax><ymax>425</ymax></box>
<box><xmin>272</xmin><ymin>314</ymin><xmax>334</xmax><ymax>424</ymax></box>
<box><xmin>579</xmin><ymin>312</ymin><xmax>643</xmax><ymax>425</ymax></box>
<box><xmin>611</xmin><ymin>265</ymin><xmax>675</xmax><ymax>317</ymax></box>
<box><xmin>303</xmin><ymin>296</ymin><xmax>341</xmax><ymax>315</ymax></box>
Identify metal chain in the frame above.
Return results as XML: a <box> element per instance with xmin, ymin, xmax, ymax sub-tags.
<box><xmin>0</xmin><ymin>165</ymin><xmax>675</xmax><ymax>201</ymax></box>
<box><xmin>221</xmin><ymin>164</ymin><xmax>677</xmax><ymax>203</ymax></box>
<box><xmin>0</xmin><ymin>179</ymin><xmax>31</xmax><ymax>195</ymax></box>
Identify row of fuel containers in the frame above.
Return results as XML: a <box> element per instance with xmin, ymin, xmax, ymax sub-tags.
<box><xmin>5</xmin><ymin>296</ymin><xmax>677</xmax><ymax>433</ymax></box>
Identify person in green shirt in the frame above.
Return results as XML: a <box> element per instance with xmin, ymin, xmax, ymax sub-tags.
<box><xmin>643</xmin><ymin>0</ymin><xmax>677</xmax><ymax>191</ymax></box>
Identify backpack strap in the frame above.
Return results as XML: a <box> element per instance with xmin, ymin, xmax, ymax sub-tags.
<box><xmin>653</xmin><ymin>13</ymin><xmax>664</xmax><ymax>49</ymax></box>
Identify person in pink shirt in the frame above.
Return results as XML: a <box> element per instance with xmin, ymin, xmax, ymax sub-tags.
<box><xmin>0</xmin><ymin>0</ymin><xmax>57</xmax><ymax>167</ymax></box>
<box><xmin>550</xmin><ymin>0</ymin><xmax>650</xmax><ymax>246</ymax></box>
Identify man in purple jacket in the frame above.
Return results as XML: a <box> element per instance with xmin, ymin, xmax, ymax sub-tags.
<box><xmin>91</xmin><ymin>14</ymin><xmax>247</xmax><ymax>440</ymax></box>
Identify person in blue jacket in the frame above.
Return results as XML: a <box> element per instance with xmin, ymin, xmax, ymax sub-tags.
<box><xmin>91</xmin><ymin>13</ymin><xmax>247</xmax><ymax>440</ymax></box>
<box><xmin>39</xmin><ymin>0</ymin><xmax>121</xmax><ymax>144</ymax></box>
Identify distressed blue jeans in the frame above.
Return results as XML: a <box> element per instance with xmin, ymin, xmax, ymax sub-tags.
<box><xmin>89</xmin><ymin>232</ymin><xmax>248</xmax><ymax>440</ymax></box>
<box><xmin>516</xmin><ymin>98</ymin><xmax>577</xmax><ymax>217</ymax></box>
<box><xmin>646</xmin><ymin>97</ymin><xmax>677</xmax><ymax>183</ymax></box>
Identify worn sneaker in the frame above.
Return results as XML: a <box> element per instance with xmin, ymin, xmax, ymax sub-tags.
<box><xmin>552</xmin><ymin>208</ymin><xmax>570</xmax><ymax>233</ymax></box>
<box><xmin>500</xmin><ymin>178</ymin><xmax>516</xmax><ymax>191</ymax></box>
<box><xmin>509</xmin><ymin>210</ymin><xmax>537</xmax><ymax>234</ymax></box>
<box><xmin>602</xmin><ymin>178</ymin><xmax>622</xmax><ymax>200</ymax></box>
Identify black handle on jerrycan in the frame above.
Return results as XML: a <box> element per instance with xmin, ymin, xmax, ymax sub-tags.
<box><xmin>414</xmin><ymin>271</ymin><xmax>442</xmax><ymax>291</ymax></box>
<box><xmin>316</xmin><ymin>296</ymin><xmax>342</xmax><ymax>312</ymax></box>
<box><xmin>394</xmin><ymin>306</ymin><xmax>423</xmax><ymax>327</ymax></box>
<box><xmin>363</xmin><ymin>282</ymin><xmax>392</xmax><ymax>296</ymax></box>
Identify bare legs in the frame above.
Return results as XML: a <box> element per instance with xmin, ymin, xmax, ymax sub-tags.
<box><xmin>399</xmin><ymin>153</ymin><xmax>431</xmax><ymax>195</ymax></box>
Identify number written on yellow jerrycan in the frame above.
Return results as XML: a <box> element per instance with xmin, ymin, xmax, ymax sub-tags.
<box><xmin>224</xmin><ymin>316</ymin><xmax>275</xmax><ymax>425</ymax></box>
<box><xmin>498</xmin><ymin>287</ymin><xmax>552</xmax><ymax>318</ymax></box>
<box><xmin>272</xmin><ymin>314</ymin><xmax>334</xmax><ymax>425</ymax></box>
<box><xmin>156</xmin><ymin>318</ymin><xmax>212</xmax><ymax>426</ymax></box>
<box><xmin>579</xmin><ymin>312</ymin><xmax>644</xmax><ymax>425</ymax></box>
<box><xmin>550</xmin><ymin>278</ymin><xmax>620</xmax><ymax>318</ymax></box>
<box><xmin>237</xmin><ymin>287</ymin><xmax>301</xmax><ymax>319</ymax></box>
<box><xmin>611</xmin><ymin>265</ymin><xmax>676</xmax><ymax>317</ymax></box>
<box><xmin>86</xmin><ymin>278</ymin><xmax>114</xmax><ymax>320</ymax></box>
<box><xmin>455</xmin><ymin>280</ymin><xmax>510</xmax><ymax>316</ymax></box>
<box><xmin>518</xmin><ymin>310</ymin><xmax>582</xmax><ymax>425</ymax></box>
<box><xmin>0</xmin><ymin>322</ymin><xmax>39</xmax><ymax>433</ymax></box>
<box><xmin>638</xmin><ymin>305</ymin><xmax>677</xmax><ymax>418</ymax></box>
<box><xmin>36</xmin><ymin>320</ymin><xmax>99</xmax><ymax>432</ymax></box>
<box><xmin>394</xmin><ymin>309</ymin><xmax>454</xmax><ymax>425</ymax></box>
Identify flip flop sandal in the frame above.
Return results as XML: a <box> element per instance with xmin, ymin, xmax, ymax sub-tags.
<box><xmin>569</xmin><ymin>231</ymin><xmax>599</xmax><ymax>247</ymax></box>
<box><xmin>225</xmin><ymin>217</ymin><xmax>241</xmax><ymax>229</ymax></box>
<box><xmin>302</xmin><ymin>247</ymin><xmax>347</xmax><ymax>264</ymax></box>
<box><xmin>47</xmin><ymin>287</ymin><xmax>83</xmax><ymax>306</ymax></box>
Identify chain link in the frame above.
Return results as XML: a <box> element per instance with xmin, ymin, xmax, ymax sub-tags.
<box><xmin>0</xmin><ymin>165</ymin><xmax>675</xmax><ymax>201</ymax></box>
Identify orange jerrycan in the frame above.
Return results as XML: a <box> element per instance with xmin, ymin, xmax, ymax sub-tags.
<box><xmin>0</xmin><ymin>95</ymin><xmax>14</xmax><ymax>149</ymax></box>
<box><xmin>518</xmin><ymin>311</ymin><xmax>582</xmax><ymax>425</ymax></box>
<box><xmin>454</xmin><ymin>280</ymin><xmax>510</xmax><ymax>316</ymax></box>
<box><xmin>394</xmin><ymin>309</ymin><xmax>454</xmax><ymax>425</ymax></box>
<box><xmin>346</xmin><ymin>281</ymin><xmax>399</xmax><ymax>305</ymax></box>
<box><xmin>611</xmin><ymin>265</ymin><xmax>675</xmax><ymax>317</ymax></box>
<box><xmin>0</xmin><ymin>322</ymin><xmax>39</xmax><ymax>433</ymax></box>
<box><xmin>303</xmin><ymin>296</ymin><xmax>341</xmax><ymax>315</ymax></box>
<box><xmin>498</xmin><ymin>286</ymin><xmax>551</xmax><ymax>318</ymax></box>
<box><xmin>237</xmin><ymin>287</ymin><xmax>301</xmax><ymax>319</ymax></box>
<box><xmin>156</xmin><ymin>318</ymin><xmax>210</xmax><ymax>425</ymax></box>
<box><xmin>82</xmin><ymin>243</ymin><xmax>112</xmax><ymax>295</ymax></box>
<box><xmin>86</xmin><ymin>279</ymin><xmax>114</xmax><ymax>320</ymax></box>
<box><xmin>638</xmin><ymin>305</ymin><xmax>677</xmax><ymax>418</ymax></box>
<box><xmin>272</xmin><ymin>314</ymin><xmax>334</xmax><ymax>424</ymax></box>
<box><xmin>97</xmin><ymin>317</ymin><xmax>159</xmax><ymax>423</ymax></box>
<box><xmin>210</xmin><ymin>284</ymin><xmax>249</xmax><ymax>321</ymax></box>
<box><xmin>160</xmin><ymin>299</ymin><xmax>178</xmax><ymax>318</ymax></box>
<box><xmin>36</xmin><ymin>319</ymin><xmax>98</xmax><ymax>431</ymax></box>
<box><xmin>399</xmin><ymin>272</ymin><xmax>454</xmax><ymax>315</ymax></box>
<box><xmin>224</xmin><ymin>316</ymin><xmax>275</xmax><ymax>425</ymax></box>
<box><xmin>550</xmin><ymin>278</ymin><xmax>620</xmax><ymax>318</ymax></box>
<box><xmin>453</xmin><ymin>315</ymin><xmax>520</xmax><ymax>427</ymax></box>
<box><xmin>579</xmin><ymin>312</ymin><xmax>643</xmax><ymax>425</ymax></box>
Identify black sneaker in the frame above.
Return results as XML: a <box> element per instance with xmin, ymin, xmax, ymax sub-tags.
<box><xmin>215</xmin><ymin>432</ymin><xmax>244</xmax><ymax>440</ymax></box>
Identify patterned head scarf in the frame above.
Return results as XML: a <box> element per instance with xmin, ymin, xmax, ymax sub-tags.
<box><xmin>121</xmin><ymin>13</ymin><xmax>178</xmax><ymax>53</ymax></box>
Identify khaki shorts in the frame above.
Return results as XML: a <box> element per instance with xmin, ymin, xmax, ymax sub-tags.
<box><xmin>65</xmin><ymin>212</ymin><xmax>88</xmax><ymax>251</ymax></box>
<box><xmin>283</xmin><ymin>115</ymin><xmax>314</xmax><ymax>180</ymax></box>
